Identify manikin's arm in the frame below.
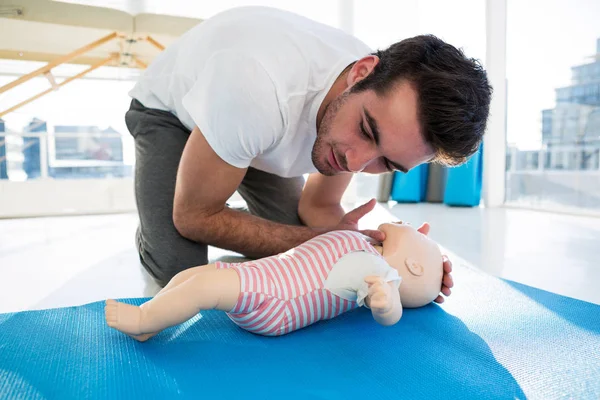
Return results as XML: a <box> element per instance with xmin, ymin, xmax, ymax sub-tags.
<box><xmin>364</xmin><ymin>275</ymin><xmax>403</xmax><ymax>326</ymax></box>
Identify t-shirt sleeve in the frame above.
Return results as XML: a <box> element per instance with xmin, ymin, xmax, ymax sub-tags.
<box><xmin>355</xmin><ymin>254</ymin><xmax>402</xmax><ymax>308</ymax></box>
<box><xmin>181</xmin><ymin>50</ymin><xmax>284</xmax><ymax>169</ymax></box>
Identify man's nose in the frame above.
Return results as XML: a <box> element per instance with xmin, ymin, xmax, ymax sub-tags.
<box><xmin>344</xmin><ymin>148</ymin><xmax>376</xmax><ymax>173</ymax></box>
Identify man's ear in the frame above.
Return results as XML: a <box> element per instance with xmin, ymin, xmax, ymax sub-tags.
<box><xmin>405</xmin><ymin>258</ymin><xmax>424</xmax><ymax>276</ymax></box>
<box><xmin>347</xmin><ymin>55</ymin><xmax>379</xmax><ymax>86</ymax></box>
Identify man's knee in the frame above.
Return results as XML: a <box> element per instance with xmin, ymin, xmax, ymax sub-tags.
<box><xmin>136</xmin><ymin>226</ymin><xmax>208</xmax><ymax>287</ymax></box>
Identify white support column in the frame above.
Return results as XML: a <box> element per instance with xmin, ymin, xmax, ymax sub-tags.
<box><xmin>482</xmin><ymin>0</ymin><xmax>508</xmax><ymax>207</ymax></box>
<box><xmin>39</xmin><ymin>135</ymin><xmax>49</xmax><ymax>179</ymax></box>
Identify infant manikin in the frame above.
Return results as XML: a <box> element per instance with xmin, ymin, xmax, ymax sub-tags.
<box><xmin>105</xmin><ymin>222</ymin><xmax>444</xmax><ymax>340</ymax></box>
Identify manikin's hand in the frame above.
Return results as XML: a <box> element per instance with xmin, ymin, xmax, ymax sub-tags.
<box><xmin>364</xmin><ymin>275</ymin><xmax>394</xmax><ymax>314</ymax></box>
<box><xmin>336</xmin><ymin>199</ymin><xmax>385</xmax><ymax>242</ymax></box>
<box><xmin>413</xmin><ymin>222</ymin><xmax>454</xmax><ymax>304</ymax></box>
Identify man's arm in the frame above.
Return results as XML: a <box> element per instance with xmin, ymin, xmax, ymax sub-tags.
<box><xmin>298</xmin><ymin>172</ymin><xmax>386</xmax><ymax>243</ymax></box>
<box><xmin>298</xmin><ymin>172</ymin><xmax>353</xmax><ymax>228</ymax></box>
<box><xmin>173</xmin><ymin>127</ymin><xmax>323</xmax><ymax>258</ymax></box>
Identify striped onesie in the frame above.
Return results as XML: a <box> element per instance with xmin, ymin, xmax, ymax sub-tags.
<box><xmin>215</xmin><ymin>230</ymin><xmax>399</xmax><ymax>336</ymax></box>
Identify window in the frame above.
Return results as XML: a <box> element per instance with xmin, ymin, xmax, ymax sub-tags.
<box><xmin>505</xmin><ymin>0</ymin><xmax>600</xmax><ymax>215</ymax></box>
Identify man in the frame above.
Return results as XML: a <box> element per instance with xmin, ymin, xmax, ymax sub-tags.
<box><xmin>125</xmin><ymin>6</ymin><xmax>492</xmax><ymax>303</ymax></box>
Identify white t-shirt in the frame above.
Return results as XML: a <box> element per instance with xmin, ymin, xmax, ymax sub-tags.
<box><xmin>129</xmin><ymin>6</ymin><xmax>372</xmax><ymax>177</ymax></box>
<box><xmin>325</xmin><ymin>251</ymin><xmax>403</xmax><ymax>308</ymax></box>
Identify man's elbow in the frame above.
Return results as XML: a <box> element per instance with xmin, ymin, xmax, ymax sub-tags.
<box><xmin>297</xmin><ymin>203</ymin><xmax>309</xmax><ymax>226</ymax></box>
<box><xmin>172</xmin><ymin>205</ymin><xmax>194</xmax><ymax>239</ymax></box>
<box><xmin>172</xmin><ymin>200</ymin><xmax>210</xmax><ymax>241</ymax></box>
<box><xmin>297</xmin><ymin>197</ymin><xmax>317</xmax><ymax>225</ymax></box>
<box><xmin>173</xmin><ymin>201</ymin><xmax>221</xmax><ymax>242</ymax></box>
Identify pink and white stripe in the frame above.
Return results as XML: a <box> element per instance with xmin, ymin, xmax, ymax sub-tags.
<box><xmin>216</xmin><ymin>230</ymin><xmax>381</xmax><ymax>336</ymax></box>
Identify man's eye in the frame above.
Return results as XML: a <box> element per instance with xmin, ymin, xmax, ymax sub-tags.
<box><xmin>360</xmin><ymin>121</ymin><xmax>371</xmax><ymax>140</ymax></box>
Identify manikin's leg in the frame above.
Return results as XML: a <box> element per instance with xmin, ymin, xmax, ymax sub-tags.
<box><xmin>105</xmin><ymin>267</ymin><xmax>239</xmax><ymax>341</ymax></box>
<box><xmin>105</xmin><ymin>264</ymin><xmax>217</xmax><ymax>341</ymax></box>
<box><xmin>154</xmin><ymin>264</ymin><xmax>216</xmax><ymax>298</ymax></box>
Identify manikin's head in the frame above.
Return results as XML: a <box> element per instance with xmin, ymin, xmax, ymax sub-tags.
<box><xmin>377</xmin><ymin>222</ymin><xmax>443</xmax><ymax>308</ymax></box>
<box><xmin>312</xmin><ymin>35</ymin><xmax>492</xmax><ymax>176</ymax></box>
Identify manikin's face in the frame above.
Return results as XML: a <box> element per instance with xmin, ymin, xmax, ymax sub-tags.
<box><xmin>376</xmin><ymin>222</ymin><xmax>444</xmax><ymax>308</ymax></box>
<box><xmin>377</xmin><ymin>222</ymin><xmax>440</xmax><ymax>267</ymax></box>
<box><xmin>311</xmin><ymin>57</ymin><xmax>435</xmax><ymax>176</ymax></box>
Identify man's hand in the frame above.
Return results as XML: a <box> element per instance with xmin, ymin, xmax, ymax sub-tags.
<box><xmin>335</xmin><ymin>198</ymin><xmax>385</xmax><ymax>242</ymax></box>
<box><xmin>434</xmin><ymin>255</ymin><xmax>453</xmax><ymax>304</ymax></box>
<box><xmin>364</xmin><ymin>275</ymin><xmax>394</xmax><ymax>314</ymax></box>
<box><xmin>413</xmin><ymin>222</ymin><xmax>454</xmax><ymax>304</ymax></box>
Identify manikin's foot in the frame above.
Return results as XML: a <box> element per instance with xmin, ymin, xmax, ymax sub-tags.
<box><xmin>105</xmin><ymin>299</ymin><xmax>157</xmax><ymax>342</ymax></box>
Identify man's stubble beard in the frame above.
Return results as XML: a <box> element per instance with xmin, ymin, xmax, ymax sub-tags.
<box><xmin>311</xmin><ymin>92</ymin><xmax>350</xmax><ymax>176</ymax></box>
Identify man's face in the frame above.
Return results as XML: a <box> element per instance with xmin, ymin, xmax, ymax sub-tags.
<box><xmin>312</xmin><ymin>79</ymin><xmax>435</xmax><ymax>176</ymax></box>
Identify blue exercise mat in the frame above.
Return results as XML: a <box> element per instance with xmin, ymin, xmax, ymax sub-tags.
<box><xmin>1</xmin><ymin>264</ymin><xmax>599</xmax><ymax>399</ymax></box>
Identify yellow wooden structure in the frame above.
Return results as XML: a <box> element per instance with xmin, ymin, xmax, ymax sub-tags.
<box><xmin>0</xmin><ymin>0</ymin><xmax>202</xmax><ymax>117</ymax></box>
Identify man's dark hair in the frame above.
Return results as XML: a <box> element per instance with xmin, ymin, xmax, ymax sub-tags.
<box><xmin>351</xmin><ymin>35</ymin><xmax>493</xmax><ymax>166</ymax></box>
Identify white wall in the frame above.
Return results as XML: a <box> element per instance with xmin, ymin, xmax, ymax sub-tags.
<box><xmin>0</xmin><ymin>178</ymin><xmax>135</xmax><ymax>218</ymax></box>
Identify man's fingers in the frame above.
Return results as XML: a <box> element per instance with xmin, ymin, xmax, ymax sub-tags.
<box><xmin>360</xmin><ymin>198</ymin><xmax>377</xmax><ymax>211</ymax></box>
<box><xmin>350</xmin><ymin>200</ymin><xmax>376</xmax><ymax>221</ymax></box>
<box><xmin>434</xmin><ymin>295</ymin><xmax>444</xmax><ymax>304</ymax></box>
<box><xmin>360</xmin><ymin>229</ymin><xmax>386</xmax><ymax>243</ymax></box>
<box><xmin>345</xmin><ymin>199</ymin><xmax>376</xmax><ymax>222</ymax></box>
<box><xmin>441</xmin><ymin>286</ymin><xmax>451</xmax><ymax>297</ymax></box>
<box><xmin>443</xmin><ymin>274</ymin><xmax>454</xmax><ymax>289</ymax></box>
<box><xmin>442</xmin><ymin>256</ymin><xmax>453</xmax><ymax>273</ymax></box>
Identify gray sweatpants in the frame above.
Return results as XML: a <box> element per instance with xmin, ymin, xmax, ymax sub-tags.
<box><xmin>125</xmin><ymin>99</ymin><xmax>305</xmax><ymax>286</ymax></box>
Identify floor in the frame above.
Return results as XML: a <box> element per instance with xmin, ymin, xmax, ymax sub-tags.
<box><xmin>1</xmin><ymin>202</ymin><xmax>599</xmax><ymax>314</ymax></box>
